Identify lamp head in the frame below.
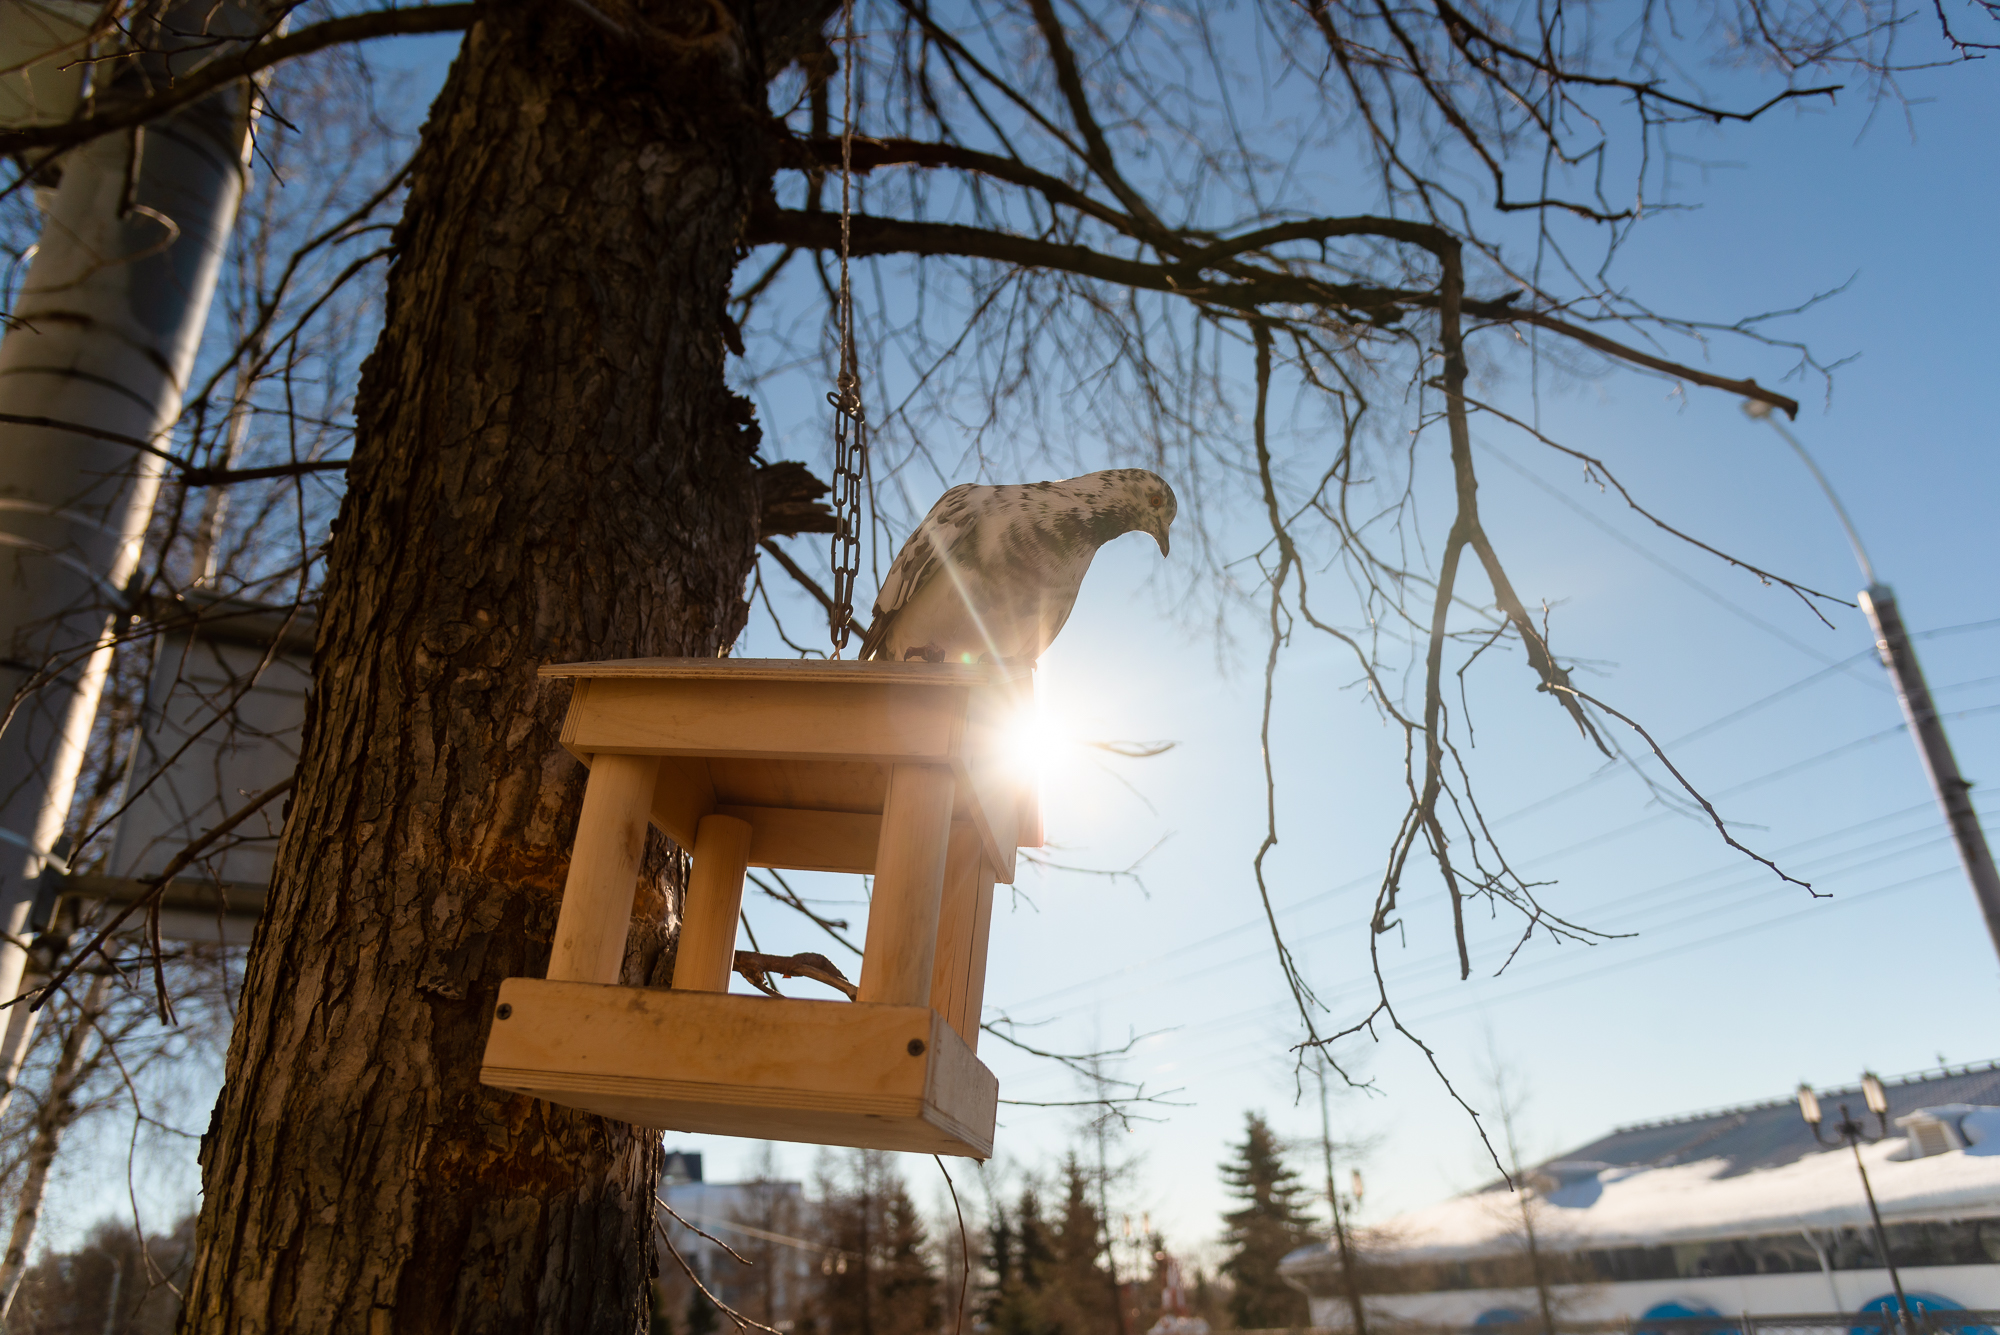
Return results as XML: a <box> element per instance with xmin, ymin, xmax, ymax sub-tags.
<box><xmin>1797</xmin><ymin>1084</ymin><xmax>1822</xmax><ymax>1127</ymax></box>
<box><xmin>1862</xmin><ymin>1072</ymin><xmax>1888</xmax><ymax>1116</ymax></box>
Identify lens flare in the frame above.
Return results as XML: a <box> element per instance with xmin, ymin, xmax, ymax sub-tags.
<box><xmin>1001</xmin><ymin>699</ymin><xmax>1059</xmax><ymax>779</ymax></box>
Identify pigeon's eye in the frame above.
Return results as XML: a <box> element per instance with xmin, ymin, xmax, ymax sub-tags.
<box><xmin>1147</xmin><ymin>493</ymin><xmax>1165</xmax><ymax>509</ymax></box>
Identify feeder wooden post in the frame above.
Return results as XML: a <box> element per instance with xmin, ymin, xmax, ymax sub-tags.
<box><xmin>548</xmin><ymin>752</ymin><xmax>659</xmax><ymax>985</ymax></box>
<box><xmin>931</xmin><ymin>823</ymin><xmax>997</xmax><ymax>1050</ymax></box>
<box><xmin>858</xmin><ymin>762</ymin><xmax>956</xmax><ymax>1006</ymax></box>
<box><xmin>672</xmin><ymin>813</ymin><xmax>754</xmax><ymax>992</ymax></box>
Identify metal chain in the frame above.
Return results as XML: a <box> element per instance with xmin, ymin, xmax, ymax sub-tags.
<box><xmin>827</xmin><ymin>0</ymin><xmax>867</xmax><ymax>655</ymax></box>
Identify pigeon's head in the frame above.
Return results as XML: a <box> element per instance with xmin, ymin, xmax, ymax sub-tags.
<box><xmin>1086</xmin><ymin>468</ymin><xmax>1177</xmax><ymax>557</ymax></box>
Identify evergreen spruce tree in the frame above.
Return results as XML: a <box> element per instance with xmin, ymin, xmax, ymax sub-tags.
<box><xmin>815</xmin><ymin>1152</ymin><xmax>940</xmax><ymax>1335</ymax></box>
<box><xmin>683</xmin><ymin>1290</ymin><xmax>719</xmax><ymax>1335</ymax></box>
<box><xmin>986</xmin><ymin>1185</ymin><xmax>1059</xmax><ymax>1335</ymax></box>
<box><xmin>1048</xmin><ymin>1156</ymin><xmax>1118</xmax><ymax>1335</ymax></box>
<box><xmin>878</xmin><ymin>1177</ymin><xmax>941</xmax><ymax>1335</ymax></box>
<box><xmin>1219</xmin><ymin>1113</ymin><xmax>1318</xmax><ymax>1328</ymax></box>
<box><xmin>981</xmin><ymin>1195</ymin><xmax>1016</xmax><ymax>1330</ymax></box>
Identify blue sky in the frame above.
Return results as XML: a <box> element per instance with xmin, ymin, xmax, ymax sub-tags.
<box><xmin>704</xmin><ymin>41</ymin><xmax>2000</xmax><ymax>1258</ymax></box>
<box><xmin>37</xmin><ymin>7</ymin><xmax>2000</xmax><ymax>1270</ymax></box>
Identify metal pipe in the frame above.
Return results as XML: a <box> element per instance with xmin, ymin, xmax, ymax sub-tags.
<box><xmin>0</xmin><ymin>1</ymin><xmax>258</xmax><ymax>1089</ymax></box>
<box><xmin>1744</xmin><ymin>404</ymin><xmax>2000</xmax><ymax>964</ymax></box>
<box><xmin>1857</xmin><ymin>586</ymin><xmax>2000</xmax><ymax>961</ymax></box>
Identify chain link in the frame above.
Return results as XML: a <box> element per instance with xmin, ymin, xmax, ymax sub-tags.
<box><xmin>827</xmin><ymin>0</ymin><xmax>867</xmax><ymax>655</ymax></box>
<box><xmin>827</xmin><ymin>378</ymin><xmax>865</xmax><ymax>652</ymax></box>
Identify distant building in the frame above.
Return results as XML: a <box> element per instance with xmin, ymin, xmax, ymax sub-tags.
<box><xmin>1281</xmin><ymin>1063</ymin><xmax>2000</xmax><ymax>1330</ymax></box>
<box><xmin>658</xmin><ymin>1150</ymin><xmax>816</xmax><ymax>1332</ymax></box>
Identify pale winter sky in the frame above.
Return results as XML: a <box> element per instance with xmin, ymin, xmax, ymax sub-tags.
<box><xmin>37</xmin><ymin>12</ymin><xmax>2000</xmax><ymax>1269</ymax></box>
<box><xmin>700</xmin><ymin>43</ymin><xmax>2000</xmax><ymax>1261</ymax></box>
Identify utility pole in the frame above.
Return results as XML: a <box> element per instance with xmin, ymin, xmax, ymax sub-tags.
<box><xmin>1746</xmin><ymin>403</ymin><xmax>2000</xmax><ymax>964</ymax></box>
<box><xmin>0</xmin><ymin>1</ymin><xmax>260</xmax><ymax>1100</ymax></box>
<box><xmin>1313</xmin><ymin>1057</ymin><xmax>1369</xmax><ymax>1335</ymax></box>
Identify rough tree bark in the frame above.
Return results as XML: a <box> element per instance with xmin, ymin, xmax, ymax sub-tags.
<box><xmin>182</xmin><ymin>1</ymin><xmax>830</xmax><ymax>1328</ymax></box>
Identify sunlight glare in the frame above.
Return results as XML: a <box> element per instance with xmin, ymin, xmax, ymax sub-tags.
<box><xmin>999</xmin><ymin>668</ymin><xmax>1071</xmax><ymax>786</ymax></box>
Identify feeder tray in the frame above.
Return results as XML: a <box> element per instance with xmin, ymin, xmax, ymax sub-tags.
<box><xmin>479</xmin><ymin>657</ymin><xmax>1040</xmax><ymax>1159</ymax></box>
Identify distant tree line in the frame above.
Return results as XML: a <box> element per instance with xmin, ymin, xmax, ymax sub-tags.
<box><xmin>18</xmin><ymin>1109</ymin><xmax>1347</xmax><ymax>1334</ymax></box>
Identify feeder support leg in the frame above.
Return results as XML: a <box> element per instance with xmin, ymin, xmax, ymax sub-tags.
<box><xmin>673</xmin><ymin>814</ymin><xmax>754</xmax><ymax>992</ymax></box>
<box><xmin>859</xmin><ymin>763</ymin><xmax>956</xmax><ymax>1007</ymax></box>
<box><xmin>931</xmin><ymin>823</ymin><xmax>997</xmax><ymax>1051</ymax></box>
<box><xmin>549</xmin><ymin>753</ymin><xmax>660</xmax><ymax>985</ymax></box>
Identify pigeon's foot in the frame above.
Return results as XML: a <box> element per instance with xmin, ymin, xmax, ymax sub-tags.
<box><xmin>902</xmin><ymin>643</ymin><xmax>948</xmax><ymax>663</ymax></box>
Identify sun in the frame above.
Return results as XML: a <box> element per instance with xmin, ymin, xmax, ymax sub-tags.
<box><xmin>998</xmin><ymin>691</ymin><xmax>1069</xmax><ymax>784</ymax></box>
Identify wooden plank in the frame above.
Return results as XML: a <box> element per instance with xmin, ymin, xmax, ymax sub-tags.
<box><xmin>706</xmin><ymin>757</ymin><xmax>886</xmax><ymax>815</ymax></box>
<box><xmin>717</xmin><ymin>805</ymin><xmax>882</xmax><ymax>875</ymax></box>
<box><xmin>929</xmin><ymin>825</ymin><xmax>988</xmax><ymax>1047</ymax></box>
<box><xmin>548</xmin><ymin>751</ymin><xmax>658</xmax><ymax>985</ymax></box>
<box><xmin>857</xmin><ymin>764</ymin><xmax>956</xmax><ymax>1007</ymax></box>
<box><xmin>959</xmin><ymin>675</ymin><xmax>1039</xmax><ymax>881</ymax></box>
<box><xmin>563</xmin><ymin>678</ymin><xmax>967</xmax><ymax>766</ymax></box>
<box><xmin>958</xmin><ymin>856</ymin><xmax>997</xmax><ymax>1056</ymax></box>
<box><xmin>540</xmin><ymin>656</ymin><xmax>1027</xmax><ymax>688</ymax></box>
<box><xmin>673</xmin><ymin>815</ymin><xmax>753</xmax><ymax>992</ymax></box>
<box><xmin>479</xmin><ymin>980</ymin><xmax>997</xmax><ymax>1157</ymax></box>
<box><xmin>650</xmin><ymin>756</ymin><xmax>715</xmax><ymax>850</ymax></box>
<box><xmin>923</xmin><ymin>1008</ymin><xmax>999</xmax><ymax>1144</ymax></box>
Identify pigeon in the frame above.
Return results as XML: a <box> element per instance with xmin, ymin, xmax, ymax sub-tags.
<box><xmin>858</xmin><ymin>468</ymin><xmax>1176</xmax><ymax>665</ymax></box>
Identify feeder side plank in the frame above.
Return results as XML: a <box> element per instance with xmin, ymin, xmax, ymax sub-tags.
<box><xmin>562</xmin><ymin>678</ymin><xmax>962</xmax><ymax>763</ymax></box>
<box><xmin>557</xmin><ymin>677</ymin><xmax>592</xmax><ymax>760</ymax></box>
<box><xmin>959</xmin><ymin>677</ymin><xmax>1036</xmax><ymax>881</ymax></box>
<box><xmin>922</xmin><ymin>1008</ymin><xmax>1000</xmax><ymax>1157</ymax></box>
<box><xmin>480</xmin><ymin>982</ymin><xmax>996</xmax><ymax>1157</ymax></box>
<box><xmin>959</xmin><ymin>853</ymin><xmax>998</xmax><ymax>1056</ymax></box>
<box><xmin>547</xmin><ymin>751</ymin><xmax>658</xmax><ymax>985</ymax></box>
<box><xmin>484</xmin><ymin>984</ymin><xmax>933</xmax><ymax>1092</ymax></box>
<box><xmin>650</xmin><ymin>756</ymin><xmax>716</xmax><ymax>848</ymax></box>
<box><xmin>714</xmin><ymin>805</ymin><xmax>883</xmax><ymax>874</ymax></box>
<box><xmin>930</xmin><ymin>824</ymin><xmax>988</xmax><ymax>1047</ymax></box>
<box><xmin>538</xmin><ymin>657</ymin><xmax>1022</xmax><ymax>686</ymax></box>
<box><xmin>857</xmin><ymin>763</ymin><xmax>957</xmax><ymax>1007</ymax></box>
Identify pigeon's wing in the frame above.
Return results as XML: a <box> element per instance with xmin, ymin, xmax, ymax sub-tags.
<box><xmin>859</xmin><ymin>483</ymin><xmax>983</xmax><ymax>659</ymax></box>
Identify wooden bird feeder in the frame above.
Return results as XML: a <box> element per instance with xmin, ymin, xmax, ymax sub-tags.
<box><xmin>478</xmin><ymin>658</ymin><xmax>1040</xmax><ymax>1159</ymax></box>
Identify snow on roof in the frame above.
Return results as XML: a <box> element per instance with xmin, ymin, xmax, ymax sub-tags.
<box><xmin>1379</xmin><ymin>1139</ymin><xmax>2000</xmax><ymax>1262</ymax></box>
<box><xmin>1370</xmin><ymin>1062</ymin><xmax>2000</xmax><ymax>1262</ymax></box>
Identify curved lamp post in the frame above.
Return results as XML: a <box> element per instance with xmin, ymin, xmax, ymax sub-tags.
<box><xmin>1796</xmin><ymin>1074</ymin><xmax>1916</xmax><ymax>1335</ymax></box>
<box><xmin>1745</xmin><ymin>401</ymin><xmax>2000</xmax><ymax>964</ymax></box>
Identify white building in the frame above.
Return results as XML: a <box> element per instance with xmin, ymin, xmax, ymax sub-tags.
<box><xmin>658</xmin><ymin>1150</ymin><xmax>816</xmax><ymax>1331</ymax></box>
<box><xmin>1282</xmin><ymin>1063</ymin><xmax>2000</xmax><ymax>1331</ymax></box>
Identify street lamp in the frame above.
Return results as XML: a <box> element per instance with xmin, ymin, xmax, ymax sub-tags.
<box><xmin>1796</xmin><ymin>1074</ymin><xmax>1915</xmax><ymax>1334</ymax></box>
<box><xmin>1743</xmin><ymin>400</ymin><xmax>2000</xmax><ymax>964</ymax></box>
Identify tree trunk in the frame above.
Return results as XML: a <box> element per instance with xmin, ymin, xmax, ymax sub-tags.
<box><xmin>182</xmin><ymin>3</ymin><xmax>828</xmax><ymax>1329</ymax></box>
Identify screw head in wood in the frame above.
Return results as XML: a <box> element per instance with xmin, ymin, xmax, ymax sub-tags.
<box><xmin>907</xmin><ymin>1038</ymin><xmax>926</xmax><ymax>1056</ymax></box>
<box><xmin>496</xmin><ymin>1003</ymin><xmax>513</xmax><ymax>1020</ymax></box>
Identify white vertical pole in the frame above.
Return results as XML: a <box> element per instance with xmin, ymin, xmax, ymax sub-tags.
<box><xmin>0</xmin><ymin>3</ymin><xmax>259</xmax><ymax>1097</ymax></box>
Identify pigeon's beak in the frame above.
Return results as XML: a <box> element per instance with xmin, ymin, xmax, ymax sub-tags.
<box><xmin>1154</xmin><ymin>526</ymin><xmax>1171</xmax><ymax>558</ymax></box>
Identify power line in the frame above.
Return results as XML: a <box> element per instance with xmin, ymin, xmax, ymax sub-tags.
<box><xmin>986</xmin><ymin>604</ymin><xmax>2000</xmax><ymax>1021</ymax></box>
<box><xmin>1474</xmin><ymin>437</ymin><xmax>1885</xmax><ymax>686</ymax></box>
<box><xmin>996</xmin><ymin>817</ymin><xmax>1989</xmax><ymax>1094</ymax></box>
<box><xmin>992</xmin><ymin>694</ymin><xmax>2000</xmax><ymax>1020</ymax></box>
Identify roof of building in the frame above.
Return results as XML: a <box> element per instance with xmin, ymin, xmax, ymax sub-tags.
<box><xmin>1569</xmin><ymin>1062</ymin><xmax>2000</xmax><ymax>1179</ymax></box>
<box><xmin>1351</xmin><ymin>1061</ymin><xmax>2000</xmax><ymax>1263</ymax></box>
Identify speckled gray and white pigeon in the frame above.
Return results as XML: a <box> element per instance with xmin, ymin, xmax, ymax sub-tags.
<box><xmin>858</xmin><ymin>469</ymin><xmax>1176</xmax><ymax>664</ymax></box>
